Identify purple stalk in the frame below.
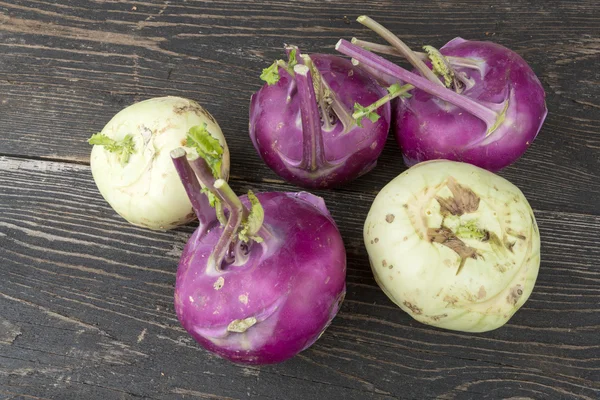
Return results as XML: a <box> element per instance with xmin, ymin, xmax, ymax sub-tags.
<box><xmin>335</xmin><ymin>40</ymin><xmax>499</xmax><ymax>129</ymax></box>
<box><xmin>294</xmin><ymin>64</ymin><xmax>328</xmax><ymax>171</ymax></box>
<box><xmin>208</xmin><ymin>179</ymin><xmax>246</xmax><ymax>273</ymax></box>
<box><xmin>351</xmin><ymin>59</ymin><xmax>400</xmax><ymax>86</ymax></box>
<box><xmin>322</xmin><ymin>79</ymin><xmax>354</xmax><ymax>131</ymax></box>
<box><xmin>170</xmin><ymin>148</ymin><xmax>216</xmax><ymax>231</ymax></box>
<box><xmin>351</xmin><ymin>38</ymin><xmax>484</xmax><ymax>70</ymax></box>
<box><xmin>296</xmin><ymin>51</ymin><xmax>353</xmax><ymax>131</ymax></box>
<box><xmin>311</xmin><ymin>63</ymin><xmax>334</xmax><ymax>131</ymax></box>
<box><xmin>188</xmin><ymin>155</ymin><xmax>226</xmax><ymax>225</ymax></box>
<box><xmin>356</xmin><ymin>15</ymin><xmax>442</xmax><ymax>86</ymax></box>
<box><xmin>179</xmin><ymin>152</ymin><xmax>264</xmax><ymax>272</ymax></box>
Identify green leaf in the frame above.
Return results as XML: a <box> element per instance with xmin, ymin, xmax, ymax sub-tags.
<box><xmin>201</xmin><ymin>187</ymin><xmax>227</xmax><ymax>225</ymax></box>
<box><xmin>238</xmin><ymin>190</ymin><xmax>264</xmax><ymax>243</ymax></box>
<box><xmin>88</xmin><ymin>133</ymin><xmax>135</xmax><ymax>166</ymax></box>
<box><xmin>386</xmin><ymin>83</ymin><xmax>412</xmax><ymax>99</ymax></box>
<box><xmin>186</xmin><ymin>124</ymin><xmax>224</xmax><ymax>179</ymax></box>
<box><xmin>201</xmin><ymin>187</ymin><xmax>218</xmax><ymax>207</ymax></box>
<box><xmin>353</xmin><ymin>103</ymin><xmax>381</xmax><ymax>128</ymax></box>
<box><xmin>423</xmin><ymin>45</ymin><xmax>454</xmax><ymax>88</ymax></box>
<box><xmin>88</xmin><ymin>133</ymin><xmax>115</xmax><ymax>147</ymax></box>
<box><xmin>260</xmin><ymin>61</ymin><xmax>281</xmax><ymax>85</ymax></box>
<box><xmin>288</xmin><ymin>49</ymin><xmax>298</xmax><ymax>70</ymax></box>
<box><xmin>187</xmin><ymin>124</ymin><xmax>227</xmax><ymax>225</ymax></box>
<box><xmin>262</xmin><ymin>50</ymin><xmax>300</xmax><ymax>85</ymax></box>
<box><xmin>387</xmin><ymin>83</ymin><xmax>402</xmax><ymax>95</ymax></box>
<box><xmin>455</xmin><ymin>219</ymin><xmax>488</xmax><ymax>241</ymax></box>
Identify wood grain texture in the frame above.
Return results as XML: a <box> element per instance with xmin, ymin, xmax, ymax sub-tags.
<box><xmin>0</xmin><ymin>156</ymin><xmax>599</xmax><ymax>399</ymax></box>
<box><xmin>0</xmin><ymin>0</ymin><xmax>599</xmax><ymax>398</ymax></box>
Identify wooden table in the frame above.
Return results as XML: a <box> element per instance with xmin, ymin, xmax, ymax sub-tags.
<box><xmin>1</xmin><ymin>1</ymin><xmax>598</xmax><ymax>399</ymax></box>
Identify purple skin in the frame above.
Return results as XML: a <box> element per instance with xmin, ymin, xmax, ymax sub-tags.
<box><xmin>249</xmin><ymin>52</ymin><xmax>391</xmax><ymax>188</ymax></box>
<box><xmin>336</xmin><ymin>19</ymin><xmax>547</xmax><ymax>172</ymax></box>
<box><xmin>170</xmin><ymin>149</ymin><xmax>347</xmax><ymax>365</ymax></box>
<box><xmin>395</xmin><ymin>38</ymin><xmax>548</xmax><ymax>171</ymax></box>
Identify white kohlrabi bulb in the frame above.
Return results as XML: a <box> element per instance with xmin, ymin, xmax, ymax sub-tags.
<box><xmin>364</xmin><ymin>160</ymin><xmax>540</xmax><ymax>333</ymax></box>
<box><xmin>90</xmin><ymin>96</ymin><xmax>230</xmax><ymax>230</ymax></box>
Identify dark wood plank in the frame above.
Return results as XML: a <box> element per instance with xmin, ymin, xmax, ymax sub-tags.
<box><xmin>0</xmin><ymin>0</ymin><xmax>599</xmax><ymax>214</ymax></box>
<box><xmin>1</xmin><ymin>0</ymin><xmax>599</xmax><ymax>398</ymax></box>
<box><xmin>0</xmin><ymin>156</ymin><xmax>598</xmax><ymax>399</ymax></box>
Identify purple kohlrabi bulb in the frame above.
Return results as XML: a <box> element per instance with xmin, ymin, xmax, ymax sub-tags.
<box><xmin>394</xmin><ymin>38</ymin><xmax>547</xmax><ymax>171</ymax></box>
<box><xmin>249</xmin><ymin>49</ymin><xmax>391</xmax><ymax>188</ymax></box>
<box><xmin>174</xmin><ymin>191</ymin><xmax>346</xmax><ymax>365</ymax></box>
<box><xmin>335</xmin><ymin>16</ymin><xmax>547</xmax><ymax>172</ymax></box>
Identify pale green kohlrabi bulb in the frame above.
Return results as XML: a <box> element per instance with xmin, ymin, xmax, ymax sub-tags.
<box><xmin>90</xmin><ymin>96</ymin><xmax>230</xmax><ymax>231</ymax></box>
<box><xmin>364</xmin><ymin>160</ymin><xmax>541</xmax><ymax>332</ymax></box>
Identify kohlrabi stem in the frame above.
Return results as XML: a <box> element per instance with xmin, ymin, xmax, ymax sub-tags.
<box><xmin>284</xmin><ymin>44</ymin><xmax>300</xmax><ymax>59</ymax></box>
<box><xmin>356</xmin><ymin>15</ymin><xmax>442</xmax><ymax>86</ymax></box>
<box><xmin>352</xmin><ymin>59</ymin><xmax>400</xmax><ymax>86</ymax></box>
<box><xmin>336</xmin><ymin>40</ymin><xmax>499</xmax><ymax>128</ymax></box>
<box><xmin>294</xmin><ymin>64</ymin><xmax>328</xmax><ymax>171</ymax></box>
<box><xmin>170</xmin><ymin>148</ymin><xmax>216</xmax><ymax>230</ymax></box>
<box><xmin>300</xmin><ymin>55</ymin><xmax>334</xmax><ymax>131</ymax></box>
<box><xmin>209</xmin><ymin>179</ymin><xmax>245</xmax><ymax>272</ymax></box>
<box><xmin>256</xmin><ymin>224</ymin><xmax>273</xmax><ymax>242</ymax></box>
<box><xmin>317</xmin><ymin>79</ymin><xmax>333</xmax><ymax>131</ymax></box>
<box><xmin>352</xmin><ymin>83</ymin><xmax>413</xmax><ymax>121</ymax></box>
<box><xmin>188</xmin><ymin>155</ymin><xmax>227</xmax><ymax>225</ymax></box>
<box><xmin>323</xmin><ymin>81</ymin><xmax>355</xmax><ymax>131</ymax></box>
<box><xmin>351</xmin><ymin>38</ymin><xmax>484</xmax><ymax>70</ymax></box>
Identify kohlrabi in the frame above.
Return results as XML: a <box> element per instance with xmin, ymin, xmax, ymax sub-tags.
<box><xmin>364</xmin><ymin>160</ymin><xmax>540</xmax><ymax>333</ymax></box>
<box><xmin>249</xmin><ymin>46</ymin><xmax>392</xmax><ymax>188</ymax></box>
<box><xmin>89</xmin><ymin>96</ymin><xmax>230</xmax><ymax>230</ymax></box>
<box><xmin>170</xmin><ymin>142</ymin><xmax>347</xmax><ymax>364</ymax></box>
<box><xmin>336</xmin><ymin>16</ymin><xmax>548</xmax><ymax>172</ymax></box>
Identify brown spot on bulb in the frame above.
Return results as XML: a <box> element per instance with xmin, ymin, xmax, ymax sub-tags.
<box><xmin>495</xmin><ymin>263</ymin><xmax>508</xmax><ymax>273</ymax></box>
<box><xmin>386</xmin><ymin>214</ymin><xmax>395</xmax><ymax>223</ymax></box>
<box><xmin>428</xmin><ymin>227</ymin><xmax>480</xmax><ymax>274</ymax></box>
<box><xmin>403</xmin><ymin>301</ymin><xmax>423</xmax><ymax>315</ymax></box>
<box><xmin>213</xmin><ymin>277</ymin><xmax>225</xmax><ymax>290</ymax></box>
<box><xmin>430</xmin><ymin>313</ymin><xmax>448</xmax><ymax>322</ymax></box>
<box><xmin>435</xmin><ymin>177</ymin><xmax>480</xmax><ymax>216</ymax></box>
<box><xmin>507</xmin><ymin>285</ymin><xmax>524</xmax><ymax>305</ymax></box>
<box><xmin>443</xmin><ymin>295</ymin><xmax>459</xmax><ymax>306</ymax></box>
<box><xmin>478</xmin><ymin>286</ymin><xmax>487</xmax><ymax>299</ymax></box>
